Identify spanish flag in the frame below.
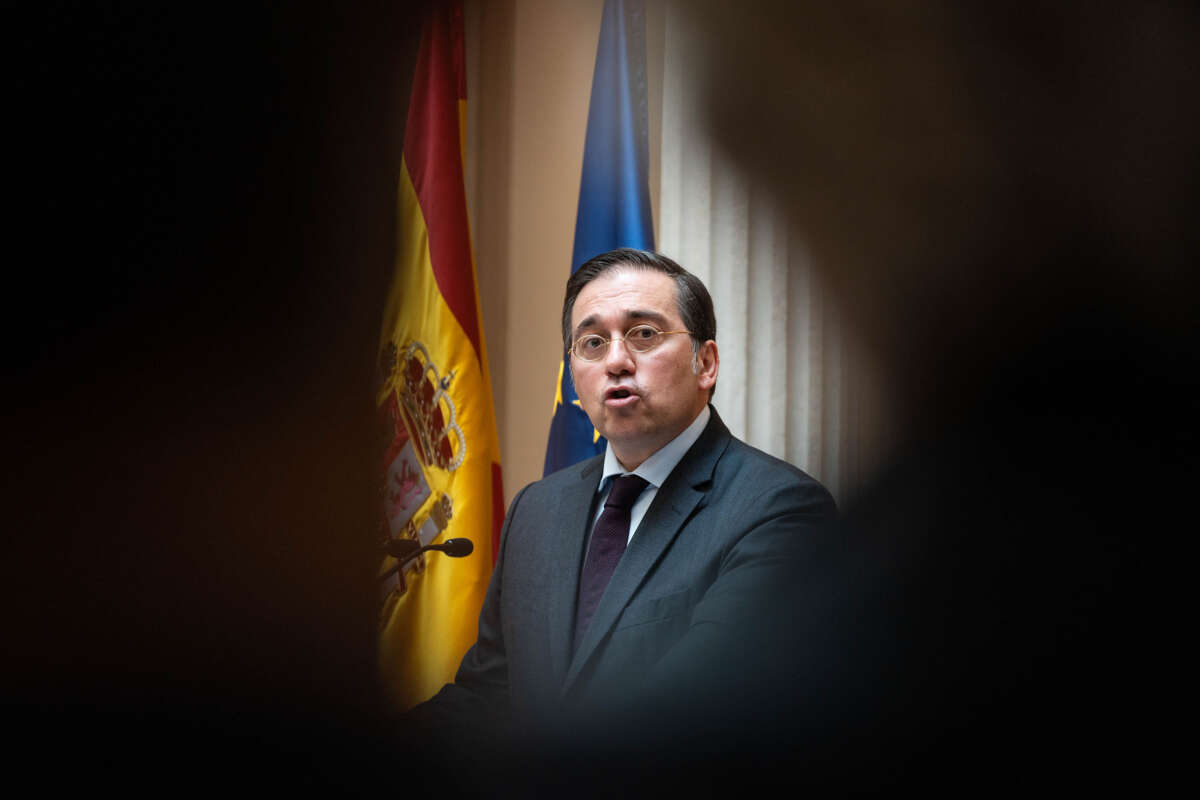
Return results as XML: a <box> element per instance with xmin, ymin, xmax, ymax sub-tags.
<box><xmin>376</xmin><ymin>0</ymin><xmax>503</xmax><ymax>711</ymax></box>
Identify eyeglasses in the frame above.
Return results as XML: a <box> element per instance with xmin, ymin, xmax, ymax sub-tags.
<box><xmin>569</xmin><ymin>324</ymin><xmax>692</xmax><ymax>362</ymax></box>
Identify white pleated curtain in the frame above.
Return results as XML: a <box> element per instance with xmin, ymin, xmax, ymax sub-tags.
<box><xmin>658</xmin><ymin>4</ymin><xmax>882</xmax><ymax>504</ymax></box>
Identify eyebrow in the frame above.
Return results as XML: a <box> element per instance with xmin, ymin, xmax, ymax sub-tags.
<box><xmin>573</xmin><ymin>309</ymin><xmax>671</xmax><ymax>338</ymax></box>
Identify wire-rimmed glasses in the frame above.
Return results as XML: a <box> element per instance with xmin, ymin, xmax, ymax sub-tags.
<box><xmin>569</xmin><ymin>324</ymin><xmax>692</xmax><ymax>362</ymax></box>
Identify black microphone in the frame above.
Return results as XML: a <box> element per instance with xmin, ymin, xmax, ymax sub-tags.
<box><xmin>428</xmin><ymin>538</ymin><xmax>473</xmax><ymax>558</ymax></box>
<box><xmin>379</xmin><ymin>537</ymin><xmax>475</xmax><ymax>581</ymax></box>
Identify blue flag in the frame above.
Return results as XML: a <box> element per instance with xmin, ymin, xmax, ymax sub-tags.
<box><xmin>543</xmin><ymin>0</ymin><xmax>655</xmax><ymax>476</ymax></box>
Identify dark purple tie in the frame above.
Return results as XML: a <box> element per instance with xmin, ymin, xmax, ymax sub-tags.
<box><xmin>574</xmin><ymin>474</ymin><xmax>649</xmax><ymax>653</ymax></box>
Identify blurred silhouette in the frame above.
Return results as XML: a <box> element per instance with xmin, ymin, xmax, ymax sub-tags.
<box><xmin>646</xmin><ymin>0</ymin><xmax>1199</xmax><ymax>790</ymax></box>
<box><xmin>6</xmin><ymin>1</ymin><xmax>424</xmax><ymax>793</ymax></box>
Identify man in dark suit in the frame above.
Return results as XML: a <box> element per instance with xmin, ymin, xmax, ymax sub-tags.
<box><xmin>411</xmin><ymin>248</ymin><xmax>836</xmax><ymax>776</ymax></box>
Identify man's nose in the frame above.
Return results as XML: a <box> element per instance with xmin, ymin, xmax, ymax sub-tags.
<box><xmin>604</xmin><ymin>337</ymin><xmax>636</xmax><ymax>372</ymax></box>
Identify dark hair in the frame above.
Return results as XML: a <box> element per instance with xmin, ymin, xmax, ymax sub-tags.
<box><xmin>561</xmin><ymin>248</ymin><xmax>717</xmax><ymax>352</ymax></box>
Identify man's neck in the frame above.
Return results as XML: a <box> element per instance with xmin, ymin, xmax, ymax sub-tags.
<box><xmin>607</xmin><ymin>405</ymin><xmax>711</xmax><ymax>475</ymax></box>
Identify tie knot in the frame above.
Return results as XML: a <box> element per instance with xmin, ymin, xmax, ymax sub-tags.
<box><xmin>605</xmin><ymin>474</ymin><xmax>649</xmax><ymax>511</ymax></box>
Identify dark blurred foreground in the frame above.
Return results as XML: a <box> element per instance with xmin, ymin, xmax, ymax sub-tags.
<box><xmin>623</xmin><ymin>0</ymin><xmax>1198</xmax><ymax>791</ymax></box>
<box><xmin>6</xmin><ymin>1</ymin><xmax>417</xmax><ymax>793</ymax></box>
<box><xmin>6</xmin><ymin>0</ymin><xmax>1197</xmax><ymax>795</ymax></box>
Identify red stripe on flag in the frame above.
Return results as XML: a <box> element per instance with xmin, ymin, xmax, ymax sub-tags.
<box><xmin>491</xmin><ymin>462</ymin><xmax>504</xmax><ymax>566</ymax></box>
<box><xmin>403</xmin><ymin>0</ymin><xmax>482</xmax><ymax>363</ymax></box>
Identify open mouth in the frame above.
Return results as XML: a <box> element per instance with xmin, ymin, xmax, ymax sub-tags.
<box><xmin>605</xmin><ymin>387</ymin><xmax>638</xmax><ymax>405</ymax></box>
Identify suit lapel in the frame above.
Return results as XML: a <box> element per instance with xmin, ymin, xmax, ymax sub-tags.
<box><xmin>546</xmin><ymin>456</ymin><xmax>604</xmax><ymax>689</ymax></box>
<box><xmin>562</xmin><ymin>409</ymin><xmax>732</xmax><ymax>694</ymax></box>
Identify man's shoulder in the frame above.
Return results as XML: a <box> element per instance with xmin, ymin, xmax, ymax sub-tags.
<box><xmin>714</xmin><ymin>434</ymin><xmax>837</xmax><ymax>513</ymax></box>
<box><xmin>720</xmin><ymin>434</ymin><xmax>821</xmax><ymax>487</ymax></box>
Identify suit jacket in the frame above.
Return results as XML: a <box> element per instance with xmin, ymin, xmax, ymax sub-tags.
<box><xmin>421</xmin><ymin>406</ymin><xmax>836</xmax><ymax>741</ymax></box>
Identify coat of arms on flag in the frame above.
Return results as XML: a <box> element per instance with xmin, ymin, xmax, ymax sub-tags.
<box><xmin>377</xmin><ymin>340</ymin><xmax>461</xmax><ymax>606</ymax></box>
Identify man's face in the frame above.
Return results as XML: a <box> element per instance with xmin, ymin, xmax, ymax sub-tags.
<box><xmin>569</xmin><ymin>268</ymin><xmax>718</xmax><ymax>470</ymax></box>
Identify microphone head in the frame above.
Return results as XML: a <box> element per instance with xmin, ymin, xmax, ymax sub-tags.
<box><xmin>438</xmin><ymin>538</ymin><xmax>474</xmax><ymax>558</ymax></box>
<box><xmin>382</xmin><ymin>538</ymin><xmax>421</xmax><ymax>559</ymax></box>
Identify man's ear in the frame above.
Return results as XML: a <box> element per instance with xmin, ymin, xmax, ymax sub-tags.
<box><xmin>695</xmin><ymin>339</ymin><xmax>719</xmax><ymax>390</ymax></box>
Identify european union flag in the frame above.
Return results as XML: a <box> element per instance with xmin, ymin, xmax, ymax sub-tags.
<box><xmin>543</xmin><ymin>0</ymin><xmax>655</xmax><ymax>476</ymax></box>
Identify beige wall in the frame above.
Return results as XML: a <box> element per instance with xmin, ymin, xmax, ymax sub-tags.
<box><xmin>465</xmin><ymin>0</ymin><xmax>663</xmax><ymax>510</ymax></box>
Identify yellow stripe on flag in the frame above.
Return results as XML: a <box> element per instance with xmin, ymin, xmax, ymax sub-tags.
<box><xmin>376</xmin><ymin>158</ymin><xmax>499</xmax><ymax>711</ymax></box>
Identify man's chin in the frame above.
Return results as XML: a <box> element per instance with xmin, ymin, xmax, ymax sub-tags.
<box><xmin>596</xmin><ymin>415</ymin><xmax>646</xmax><ymax>442</ymax></box>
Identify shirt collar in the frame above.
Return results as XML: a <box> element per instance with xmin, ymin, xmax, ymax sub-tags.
<box><xmin>599</xmin><ymin>405</ymin><xmax>711</xmax><ymax>492</ymax></box>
